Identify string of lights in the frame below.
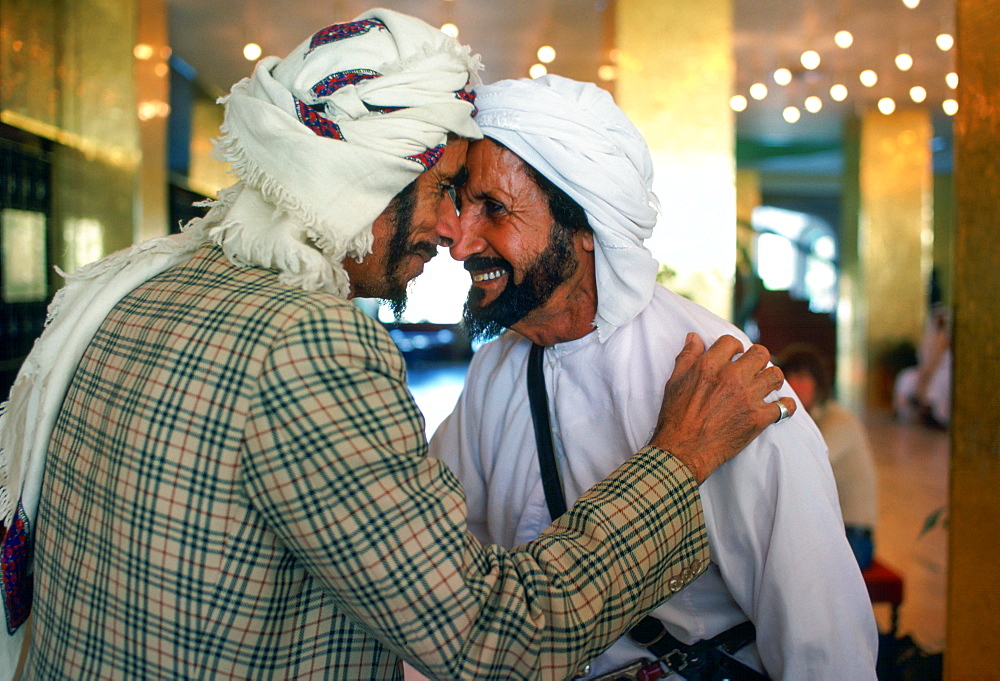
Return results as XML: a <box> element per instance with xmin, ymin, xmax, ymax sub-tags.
<box><xmin>731</xmin><ymin>0</ymin><xmax>957</xmax><ymax>123</ymax></box>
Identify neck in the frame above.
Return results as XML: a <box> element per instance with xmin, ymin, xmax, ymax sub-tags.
<box><xmin>511</xmin><ymin>272</ymin><xmax>598</xmax><ymax>347</ymax></box>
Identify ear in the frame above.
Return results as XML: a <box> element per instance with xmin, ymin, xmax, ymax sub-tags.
<box><xmin>579</xmin><ymin>231</ymin><xmax>595</xmax><ymax>252</ymax></box>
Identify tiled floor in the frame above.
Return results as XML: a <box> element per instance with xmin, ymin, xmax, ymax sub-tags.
<box><xmin>406</xmin><ymin>364</ymin><xmax>951</xmax><ymax>676</ymax></box>
<box><xmin>863</xmin><ymin>409</ymin><xmax>949</xmax><ymax>653</ymax></box>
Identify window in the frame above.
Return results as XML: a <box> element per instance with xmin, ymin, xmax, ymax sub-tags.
<box><xmin>1</xmin><ymin>209</ymin><xmax>47</xmax><ymax>302</ymax></box>
<box><xmin>752</xmin><ymin>205</ymin><xmax>838</xmax><ymax>314</ymax></box>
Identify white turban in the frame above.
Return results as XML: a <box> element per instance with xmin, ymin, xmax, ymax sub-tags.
<box><xmin>209</xmin><ymin>7</ymin><xmax>483</xmax><ymax>296</ymax></box>
<box><xmin>473</xmin><ymin>75</ymin><xmax>660</xmax><ymax>341</ymax></box>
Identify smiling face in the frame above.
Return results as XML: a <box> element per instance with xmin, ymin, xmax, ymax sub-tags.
<box><xmin>342</xmin><ymin>138</ymin><xmax>469</xmax><ymax>313</ymax></box>
<box><xmin>462</xmin><ymin>214</ymin><xmax>580</xmax><ymax>342</ymax></box>
<box><xmin>441</xmin><ymin>137</ymin><xmax>598</xmax><ymax>345</ymax></box>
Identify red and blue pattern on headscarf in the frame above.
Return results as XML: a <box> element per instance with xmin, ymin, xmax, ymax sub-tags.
<box><xmin>312</xmin><ymin>68</ymin><xmax>380</xmax><ymax>97</ymax></box>
<box><xmin>295</xmin><ymin>100</ymin><xmax>344</xmax><ymax>140</ymax></box>
<box><xmin>308</xmin><ymin>19</ymin><xmax>387</xmax><ymax>54</ymax></box>
<box><xmin>1</xmin><ymin>500</ymin><xmax>32</xmax><ymax>634</ymax></box>
<box><xmin>293</xmin><ymin>18</ymin><xmax>476</xmax><ymax>169</ymax></box>
<box><xmin>456</xmin><ymin>80</ymin><xmax>477</xmax><ymax>116</ymax></box>
<box><xmin>407</xmin><ymin>145</ymin><xmax>446</xmax><ymax>170</ymax></box>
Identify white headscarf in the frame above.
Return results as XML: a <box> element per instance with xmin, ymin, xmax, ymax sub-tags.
<box><xmin>473</xmin><ymin>75</ymin><xmax>660</xmax><ymax>341</ymax></box>
<box><xmin>210</xmin><ymin>7</ymin><xmax>482</xmax><ymax>296</ymax></box>
<box><xmin>0</xmin><ymin>9</ymin><xmax>482</xmax><ymax>664</ymax></box>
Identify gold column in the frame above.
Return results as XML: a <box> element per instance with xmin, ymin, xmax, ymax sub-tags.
<box><xmin>736</xmin><ymin>169</ymin><xmax>761</xmax><ymax>238</ymax></box>
<box><xmin>613</xmin><ymin>0</ymin><xmax>736</xmax><ymax>319</ymax></box>
<box><xmin>838</xmin><ymin>117</ymin><xmax>865</xmax><ymax>410</ymax></box>
<box><xmin>932</xmin><ymin>172</ymin><xmax>956</xmax><ymax>306</ymax></box>
<box><xmin>947</xmin><ymin>0</ymin><xmax>1000</xmax><ymax>675</ymax></box>
<box><xmin>188</xmin><ymin>97</ymin><xmax>231</xmax><ymax>198</ymax></box>
<box><xmin>55</xmin><ymin>0</ymin><xmax>140</xmax><ymax>265</ymax></box>
<box><xmin>1</xmin><ymin>0</ymin><xmax>141</xmax><ymax>272</ymax></box>
<box><xmin>135</xmin><ymin>0</ymin><xmax>170</xmax><ymax>242</ymax></box>
<box><xmin>850</xmin><ymin>109</ymin><xmax>933</xmax><ymax>407</ymax></box>
<box><xmin>734</xmin><ymin>169</ymin><xmax>761</xmax><ymax>329</ymax></box>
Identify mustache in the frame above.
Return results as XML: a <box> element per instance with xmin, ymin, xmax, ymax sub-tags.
<box><xmin>409</xmin><ymin>241</ymin><xmax>438</xmax><ymax>260</ymax></box>
<box><xmin>463</xmin><ymin>256</ymin><xmax>511</xmax><ymax>273</ymax></box>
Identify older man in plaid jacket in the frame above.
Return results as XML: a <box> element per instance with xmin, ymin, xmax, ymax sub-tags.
<box><xmin>1</xmin><ymin>10</ymin><xmax>793</xmax><ymax>681</ymax></box>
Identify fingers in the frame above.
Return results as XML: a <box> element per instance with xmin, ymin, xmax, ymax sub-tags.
<box><xmin>703</xmin><ymin>337</ymin><xmax>772</xmax><ymax>380</ymax></box>
<box><xmin>681</xmin><ymin>336</ymin><xmax>788</xmax><ymax>403</ymax></box>
<box><xmin>772</xmin><ymin>396</ymin><xmax>797</xmax><ymax>423</ymax></box>
<box><xmin>669</xmin><ymin>332</ymin><xmax>706</xmax><ymax>382</ymax></box>
<box><xmin>652</xmin><ymin>333</ymin><xmax>796</xmax><ymax>484</ymax></box>
<box><xmin>729</xmin><ymin>343</ymin><xmax>771</xmax><ymax>378</ymax></box>
<box><xmin>753</xmin><ymin>365</ymin><xmax>786</xmax><ymax>398</ymax></box>
<box><xmin>702</xmin><ymin>334</ymin><xmax>745</xmax><ymax>363</ymax></box>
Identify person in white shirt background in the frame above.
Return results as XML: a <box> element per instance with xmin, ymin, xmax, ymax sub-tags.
<box><xmin>776</xmin><ymin>343</ymin><xmax>879</xmax><ymax>571</ymax></box>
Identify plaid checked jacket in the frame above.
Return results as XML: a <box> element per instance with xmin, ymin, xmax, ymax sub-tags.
<box><xmin>25</xmin><ymin>244</ymin><xmax>707</xmax><ymax>680</ymax></box>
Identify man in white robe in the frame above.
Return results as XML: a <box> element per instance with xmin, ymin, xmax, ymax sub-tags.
<box><xmin>430</xmin><ymin>75</ymin><xmax>877</xmax><ymax>680</ymax></box>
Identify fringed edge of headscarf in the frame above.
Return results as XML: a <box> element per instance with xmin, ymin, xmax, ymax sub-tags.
<box><xmin>0</xmin><ymin>389</ymin><xmax>26</xmax><ymax>528</ymax></box>
<box><xmin>213</xmin><ymin>121</ymin><xmax>347</xmax><ymax>244</ymax></box>
<box><xmin>194</xmin><ymin>182</ymin><xmax>370</xmax><ymax>300</ymax></box>
<box><xmin>209</xmin><ymin>130</ymin><xmax>376</xmax><ymax>299</ymax></box>
<box><xmin>0</xmin><ymin>444</ymin><xmax>12</xmax><ymax>528</ymax></box>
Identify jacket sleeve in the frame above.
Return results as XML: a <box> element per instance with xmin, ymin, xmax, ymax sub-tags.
<box><xmin>241</xmin><ymin>303</ymin><xmax>709</xmax><ymax>680</ymax></box>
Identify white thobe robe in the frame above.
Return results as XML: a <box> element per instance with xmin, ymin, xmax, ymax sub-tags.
<box><xmin>430</xmin><ymin>285</ymin><xmax>878</xmax><ymax>680</ymax></box>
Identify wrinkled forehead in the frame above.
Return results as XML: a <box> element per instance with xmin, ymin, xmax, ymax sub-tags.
<box><xmin>426</xmin><ymin>138</ymin><xmax>470</xmax><ymax>180</ymax></box>
<box><xmin>465</xmin><ymin>138</ymin><xmax>535</xmax><ymax>188</ymax></box>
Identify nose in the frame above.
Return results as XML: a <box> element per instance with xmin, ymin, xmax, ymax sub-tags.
<box><xmin>449</xmin><ymin>206</ymin><xmax>489</xmax><ymax>261</ymax></box>
<box><xmin>435</xmin><ymin>200</ymin><xmax>486</xmax><ymax>261</ymax></box>
<box><xmin>434</xmin><ymin>192</ymin><xmax>461</xmax><ymax>247</ymax></box>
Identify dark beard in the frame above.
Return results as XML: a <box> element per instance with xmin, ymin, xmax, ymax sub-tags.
<box><xmin>463</xmin><ymin>224</ymin><xmax>578</xmax><ymax>342</ymax></box>
<box><xmin>381</xmin><ymin>181</ymin><xmax>431</xmax><ymax>319</ymax></box>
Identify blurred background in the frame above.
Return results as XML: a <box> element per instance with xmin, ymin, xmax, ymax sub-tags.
<box><xmin>2</xmin><ymin>0</ymin><xmax>997</xmax><ymax>677</ymax></box>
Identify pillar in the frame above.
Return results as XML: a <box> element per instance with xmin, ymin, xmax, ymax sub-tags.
<box><xmin>613</xmin><ymin>0</ymin><xmax>736</xmax><ymax>320</ymax></box>
<box><xmin>841</xmin><ymin>109</ymin><xmax>933</xmax><ymax>409</ymax></box>
<box><xmin>135</xmin><ymin>0</ymin><xmax>170</xmax><ymax>242</ymax></box>
<box><xmin>946</xmin><ymin>0</ymin><xmax>1000</xmax><ymax>676</ymax></box>
<box><xmin>734</xmin><ymin>169</ymin><xmax>761</xmax><ymax>330</ymax></box>
<box><xmin>1</xmin><ymin>0</ymin><xmax>141</xmax><ymax>273</ymax></box>
<box><xmin>838</xmin><ymin>116</ymin><xmax>865</xmax><ymax>411</ymax></box>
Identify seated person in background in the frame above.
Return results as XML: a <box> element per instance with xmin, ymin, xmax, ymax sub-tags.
<box><xmin>431</xmin><ymin>75</ymin><xmax>877</xmax><ymax>680</ymax></box>
<box><xmin>776</xmin><ymin>343</ymin><xmax>879</xmax><ymax>570</ymax></box>
<box><xmin>893</xmin><ymin>303</ymin><xmax>952</xmax><ymax>429</ymax></box>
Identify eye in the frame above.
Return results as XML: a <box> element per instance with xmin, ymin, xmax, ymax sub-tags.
<box><xmin>483</xmin><ymin>198</ymin><xmax>508</xmax><ymax>219</ymax></box>
<box><xmin>440</xmin><ymin>182</ymin><xmax>461</xmax><ymax>214</ymax></box>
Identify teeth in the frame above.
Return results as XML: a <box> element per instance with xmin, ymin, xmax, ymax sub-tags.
<box><xmin>472</xmin><ymin>269</ymin><xmax>505</xmax><ymax>283</ymax></box>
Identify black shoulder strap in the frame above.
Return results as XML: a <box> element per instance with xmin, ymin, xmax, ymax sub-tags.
<box><xmin>527</xmin><ymin>342</ymin><xmax>763</xmax><ymax>680</ymax></box>
<box><xmin>526</xmin><ymin>343</ymin><xmax>568</xmax><ymax>520</ymax></box>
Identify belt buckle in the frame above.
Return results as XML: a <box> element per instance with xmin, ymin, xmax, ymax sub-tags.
<box><xmin>662</xmin><ymin>648</ymin><xmax>690</xmax><ymax>672</ymax></box>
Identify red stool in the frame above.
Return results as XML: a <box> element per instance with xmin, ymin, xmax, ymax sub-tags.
<box><xmin>862</xmin><ymin>558</ymin><xmax>904</xmax><ymax>636</ymax></box>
